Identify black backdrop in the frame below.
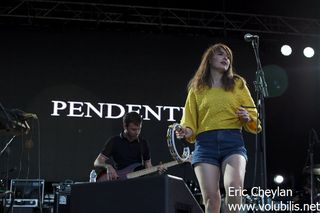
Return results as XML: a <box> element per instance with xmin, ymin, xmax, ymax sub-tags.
<box><xmin>1</xmin><ymin>27</ymin><xmax>319</xmax><ymax>190</ymax></box>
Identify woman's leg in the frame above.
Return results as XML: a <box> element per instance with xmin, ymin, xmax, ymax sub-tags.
<box><xmin>222</xmin><ymin>154</ymin><xmax>246</xmax><ymax>213</ymax></box>
<box><xmin>194</xmin><ymin>163</ymin><xmax>221</xmax><ymax>213</ymax></box>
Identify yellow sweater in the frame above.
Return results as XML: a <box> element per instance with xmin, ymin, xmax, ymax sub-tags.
<box><xmin>180</xmin><ymin>78</ymin><xmax>261</xmax><ymax>143</ymax></box>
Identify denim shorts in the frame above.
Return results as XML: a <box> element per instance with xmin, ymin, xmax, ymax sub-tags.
<box><xmin>192</xmin><ymin>129</ymin><xmax>247</xmax><ymax>167</ymax></box>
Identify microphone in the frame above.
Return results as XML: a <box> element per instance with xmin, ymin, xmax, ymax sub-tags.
<box><xmin>10</xmin><ymin>109</ymin><xmax>38</xmax><ymax>120</ymax></box>
<box><xmin>22</xmin><ymin>113</ymin><xmax>38</xmax><ymax>120</ymax></box>
<box><xmin>244</xmin><ymin>33</ymin><xmax>259</xmax><ymax>42</ymax></box>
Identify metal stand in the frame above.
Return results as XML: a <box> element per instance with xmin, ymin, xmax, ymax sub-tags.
<box><xmin>1</xmin><ymin>103</ymin><xmax>18</xmax><ymax>213</ymax></box>
<box><xmin>309</xmin><ymin>129</ymin><xmax>320</xmax><ymax>204</ymax></box>
<box><xmin>249</xmin><ymin>37</ymin><xmax>269</xmax><ymax>190</ymax></box>
<box><xmin>0</xmin><ymin>103</ymin><xmax>37</xmax><ymax>213</ymax></box>
<box><xmin>0</xmin><ymin>136</ymin><xmax>16</xmax><ymax>157</ymax></box>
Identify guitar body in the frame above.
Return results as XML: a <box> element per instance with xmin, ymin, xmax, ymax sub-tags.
<box><xmin>96</xmin><ymin>163</ymin><xmax>144</xmax><ymax>181</ymax></box>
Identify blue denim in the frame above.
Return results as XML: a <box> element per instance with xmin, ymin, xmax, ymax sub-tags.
<box><xmin>192</xmin><ymin>129</ymin><xmax>247</xmax><ymax>167</ymax></box>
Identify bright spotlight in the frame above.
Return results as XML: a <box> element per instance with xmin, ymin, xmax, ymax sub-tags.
<box><xmin>303</xmin><ymin>47</ymin><xmax>315</xmax><ymax>58</ymax></box>
<box><xmin>274</xmin><ymin>175</ymin><xmax>284</xmax><ymax>184</ymax></box>
<box><xmin>281</xmin><ymin>45</ymin><xmax>292</xmax><ymax>56</ymax></box>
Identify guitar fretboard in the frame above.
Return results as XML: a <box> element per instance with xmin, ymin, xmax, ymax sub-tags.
<box><xmin>126</xmin><ymin>161</ymin><xmax>179</xmax><ymax>179</ymax></box>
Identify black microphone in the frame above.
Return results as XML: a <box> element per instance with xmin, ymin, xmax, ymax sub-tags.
<box><xmin>244</xmin><ymin>33</ymin><xmax>259</xmax><ymax>42</ymax></box>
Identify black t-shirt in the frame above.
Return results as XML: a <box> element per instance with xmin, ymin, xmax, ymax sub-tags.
<box><xmin>100</xmin><ymin>132</ymin><xmax>151</xmax><ymax>170</ymax></box>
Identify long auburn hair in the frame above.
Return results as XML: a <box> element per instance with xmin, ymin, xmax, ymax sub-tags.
<box><xmin>188</xmin><ymin>43</ymin><xmax>244</xmax><ymax>91</ymax></box>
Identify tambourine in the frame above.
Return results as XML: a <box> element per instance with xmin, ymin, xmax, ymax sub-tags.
<box><xmin>166</xmin><ymin>123</ymin><xmax>190</xmax><ymax>163</ymax></box>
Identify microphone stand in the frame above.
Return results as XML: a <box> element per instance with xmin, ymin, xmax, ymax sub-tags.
<box><xmin>309</xmin><ymin>129</ymin><xmax>320</xmax><ymax>205</ymax></box>
<box><xmin>0</xmin><ymin>136</ymin><xmax>16</xmax><ymax>157</ymax></box>
<box><xmin>308</xmin><ymin>130</ymin><xmax>315</xmax><ymax>205</ymax></box>
<box><xmin>250</xmin><ymin>37</ymin><xmax>269</xmax><ymax>191</ymax></box>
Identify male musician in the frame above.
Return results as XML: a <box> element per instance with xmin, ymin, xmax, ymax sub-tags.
<box><xmin>94</xmin><ymin>111</ymin><xmax>154</xmax><ymax>181</ymax></box>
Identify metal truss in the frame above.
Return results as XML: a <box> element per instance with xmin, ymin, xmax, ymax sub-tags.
<box><xmin>1</xmin><ymin>0</ymin><xmax>320</xmax><ymax>37</ymax></box>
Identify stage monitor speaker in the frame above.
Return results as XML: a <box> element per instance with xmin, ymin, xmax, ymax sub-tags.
<box><xmin>70</xmin><ymin>174</ymin><xmax>203</xmax><ymax>213</ymax></box>
<box><xmin>1</xmin><ymin>207</ymin><xmax>52</xmax><ymax>213</ymax></box>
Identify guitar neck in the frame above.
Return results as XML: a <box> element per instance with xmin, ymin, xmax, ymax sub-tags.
<box><xmin>126</xmin><ymin>160</ymin><xmax>179</xmax><ymax>179</ymax></box>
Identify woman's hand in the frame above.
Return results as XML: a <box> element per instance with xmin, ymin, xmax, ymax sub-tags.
<box><xmin>236</xmin><ymin>107</ymin><xmax>251</xmax><ymax>123</ymax></box>
<box><xmin>175</xmin><ymin>126</ymin><xmax>193</xmax><ymax>139</ymax></box>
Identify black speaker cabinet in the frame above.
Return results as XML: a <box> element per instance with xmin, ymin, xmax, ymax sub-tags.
<box><xmin>1</xmin><ymin>208</ymin><xmax>33</xmax><ymax>213</ymax></box>
<box><xmin>70</xmin><ymin>174</ymin><xmax>203</xmax><ymax>213</ymax></box>
<box><xmin>1</xmin><ymin>207</ymin><xmax>52</xmax><ymax>213</ymax></box>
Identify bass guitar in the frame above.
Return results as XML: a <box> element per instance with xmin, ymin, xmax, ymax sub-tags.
<box><xmin>96</xmin><ymin>157</ymin><xmax>191</xmax><ymax>181</ymax></box>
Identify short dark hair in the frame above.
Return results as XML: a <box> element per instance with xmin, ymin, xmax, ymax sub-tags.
<box><xmin>123</xmin><ymin>112</ymin><xmax>142</xmax><ymax>127</ymax></box>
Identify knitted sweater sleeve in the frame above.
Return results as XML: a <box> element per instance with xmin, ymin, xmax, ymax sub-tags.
<box><xmin>240</xmin><ymin>84</ymin><xmax>262</xmax><ymax>134</ymax></box>
<box><xmin>180</xmin><ymin>89</ymin><xmax>198</xmax><ymax>143</ymax></box>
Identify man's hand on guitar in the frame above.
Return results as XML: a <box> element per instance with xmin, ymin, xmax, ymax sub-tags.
<box><xmin>105</xmin><ymin>165</ymin><xmax>119</xmax><ymax>180</ymax></box>
<box><xmin>97</xmin><ymin>164</ymin><xmax>119</xmax><ymax>181</ymax></box>
<box><xmin>157</xmin><ymin>162</ymin><xmax>167</xmax><ymax>175</ymax></box>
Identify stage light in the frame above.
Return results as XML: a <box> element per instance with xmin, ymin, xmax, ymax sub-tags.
<box><xmin>303</xmin><ymin>47</ymin><xmax>315</xmax><ymax>58</ymax></box>
<box><xmin>273</xmin><ymin>174</ymin><xmax>284</xmax><ymax>184</ymax></box>
<box><xmin>280</xmin><ymin>45</ymin><xmax>292</xmax><ymax>56</ymax></box>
